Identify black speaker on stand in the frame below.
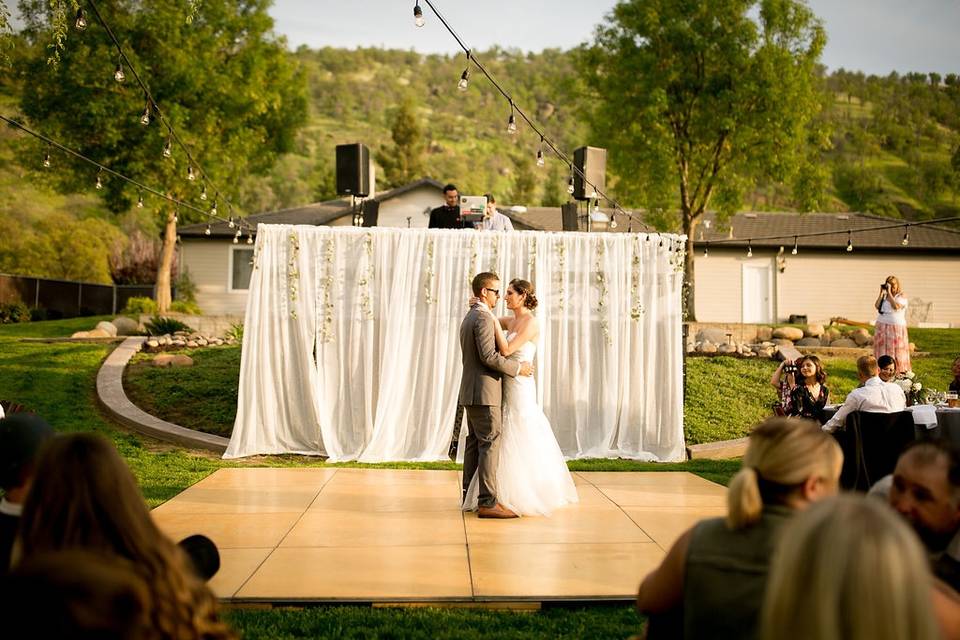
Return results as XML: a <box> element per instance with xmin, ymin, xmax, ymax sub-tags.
<box><xmin>360</xmin><ymin>199</ymin><xmax>379</xmax><ymax>227</ymax></box>
<box><xmin>572</xmin><ymin>146</ymin><xmax>607</xmax><ymax>201</ymax></box>
<box><xmin>561</xmin><ymin>202</ymin><xmax>580</xmax><ymax>231</ymax></box>
<box><xmin>336</xmin><ymin>143</ymin><xmax>371</xmax><ymax>197</ymax></box>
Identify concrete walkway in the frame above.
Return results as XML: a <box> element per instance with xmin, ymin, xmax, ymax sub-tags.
<box><xmin>96</xmin><ymin>337</ymin><xmax>229</xmax><ymax>453</ymax></box>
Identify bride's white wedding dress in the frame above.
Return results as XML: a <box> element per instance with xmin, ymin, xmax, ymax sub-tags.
<box><xmin>464</xmin><ymin>333</ymin><xmax>579</xmax><ymax>516</ymax></box>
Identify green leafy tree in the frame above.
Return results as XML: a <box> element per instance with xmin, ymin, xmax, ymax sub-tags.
<box><xmin>14</xmin><ymin>0</ymin><xmax>306</xmax><ymax>311</ymax></box>
<box><xmin>580</xmin><ymin>0</ymin><xmax>827</xmax><ymax>319</ymax></box>
<box><xmin>376</xmin><ymin>99</ymin><xmax>426</xmax><ymax>189</ymax></box>
<box><xmin>509</xmin><ymin>155</ymin><xmax>538</xmax><ymax>204</ymax></box>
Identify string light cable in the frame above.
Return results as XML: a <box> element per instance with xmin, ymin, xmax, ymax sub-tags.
<box><xmin>82</xmin><ymin>0</ymin><xmax>244</xmax><ymax>229</ymax></box>
<box><xmin>417</xmin><ymin>0</ymin><xmax>655</xmax><ymax>233</ymax></box>
<box><xmin>0</xmin><ymin>113</ymin><xmax>254</xmax><ymax>234</ymax></box>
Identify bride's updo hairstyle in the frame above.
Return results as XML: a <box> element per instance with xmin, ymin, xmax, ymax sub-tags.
<box><xmin>509</xmin><ymin>279</ymin><xmax>538</xmax><ymax>310</ymax></box>
<box><xmin>726</xmin><ymin>417</ymin><xmax>841</xmax><ymax>530</ymax></box>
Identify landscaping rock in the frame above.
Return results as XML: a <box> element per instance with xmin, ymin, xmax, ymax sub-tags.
<box><xmin>701</xmin><ymin>341</ymin><xmax>718</xmax><ymax>354</ymax></box>
<box><xmin>186</xmin><ymin>341</ymin><xmax>199</xmax><ymax>349</ymax></box>
<box><xmin>772</xmin><ymin>338</ymin><xmax>795</xmax><ymax>347</ymax></box>
<box><xmin>796</xmin><ymin>337</ymin><xmax>821</xmax><ymax>347</ymax></box>
<box><xmin>95</xmin><ymin>321</ymin><xmax>118</xmax><ymax>337</ymax></box>
<box><xmin>170</xmin><ymin>355</ymin><xmax>194</xmax><ymax>367</ymax></box>
<box><xmin>212</xmin><ymin>338</ymin><xmax>223</xmax><ymax>346</ymax></box>
<box><xmin>718</xmin><ymin>343</ymin><xmax>737</xmax><ymax>354</ymax></box>
<box><xmin>756</xmin><ymin>326</ymin><xmax>774</xmax><ymax>341</ymax></box>
<box><xmin>197</xmin><ymin>337</ymin><xmax>208</xmax><ymax>346</ymax></box>
<box><xmin>773</xmin><ymin>327</ymin><xmax>804</xmax><ymax>341</ymax></box>
<box><xmin>145</xmin><ymin>339</ymin><xmax>160</xmax><ymax>349</ymax></box>
<box><xmin>111</xmin><ymin>316</ymin><xmax>140</xmax><ymax>336</ymax></box>
<box><xmin>172</xmin><ymin>339</ymin><xmax>186</xmax><ymax>347</ymax></box>
<box><xmin>804</xmin><ymin>324</ymin><xmax>825</xmax><ymax>338</ymax></box>
<box><xmin>830</xmin><ymin>338</ymin><xmax>858</xmax><ymax>348</ymax></box>
<box><xmin>153</xmin><ymin>354</ymin><xmax>176</xmax><ymax>367</ymax></box>
<box><xmin>822</xmin><ymin>328</ymin><xmax>841</xmax><ymax>343</ymax></box>
<box><xmin>757</xmin><ymin>347</ymin><xmax>776</xmax><ymax>358</ymax></box>
<box><xmin>71</xmin><ymin>331</ymin><xmax>90</xmax><ymax>338</ymax></box>
<box><xmin>696</xmin><ymin>328</ymin><xmax>729</xmax><ymax>345</ymax></box>
<box><xmin>851</xmin><ymin>328</ymin><xmax>872</xmax><ymax>346</ymax></box>
<box><xmin>87</xmin><ymin>328</ymin><xmax>112</xmax><ymax>338</ymax></box>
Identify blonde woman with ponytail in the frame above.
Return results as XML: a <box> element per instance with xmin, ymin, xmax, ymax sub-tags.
<box><xmin>637</xmin><ymin>417</ymin><xmax>842</xmax><ymax>640</ymax></box>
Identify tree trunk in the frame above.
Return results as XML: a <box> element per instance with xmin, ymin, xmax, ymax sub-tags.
<box><xmin>682</xmin><ymin>212</ymin><xmax>699</xmax><ymax>321</ymax></box>
<box><xmin>155</xmin><ymin>210</ymin><xmax>177</xmax><ymax>313</ymax></box>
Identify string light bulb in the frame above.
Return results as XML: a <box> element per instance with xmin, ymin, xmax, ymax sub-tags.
<box><xmin>95</xmin><ymin>169</ymin><xmax>103</xmax><ymax>190</ymax></box>
<box><xmin>901</xmin><ymin>226</ymin><xmax>910</xmax><ymax>246</ymax></box>
<box><xmin>246</xmin><ymin>233</ymin><xmax>254</xmax><ymax>245</ymax></box>
<box><xmin>162</xmin><ymin>137</ymin><xmax>172</xmax><ymax>159</ymax></box>
<box><xmin>42</xmin><ymin>153</ymin><xmax>51</xmax><ymax>168</ymax></box>
<box><xmin>507</xmin><ymin>103</ymin><xmax>517</xmax><ymax>134</ymax></box>
<box><xmin>139</xmin><ymin>102</ymin><xmax>151</xmax><ymax>126</ymax></box>
<box><xmin>746</xmin><ymin>240</ymin><xmax>753</xmax><ymax>258</ymax></box>
<box><xmin>114</xmin><ymin>58</ymin><xmax>125</xmax><ymax>83</ymax></box>
<box><xmin>187</xmin><ymin>165</ymin><xmax>196</xmax><ymax>181</ymax></box>
<box><xmin>536</xmin><ymin>137</ymin><xmax>545</xmax><ymax>167</ymax></box>
<box><xmin>458</xmin><ymin>68</ymin><xmax>470</xmax><ymax>91</ymax></box>
<box><xmin>75</xmin><ymin>8</ymin><xmax>87</xmax><ymax>30</ymax></box>
<box><xmin>204</xmin><ymin>223</ymin><xmax>211</xmax><ymax>236</ymax></box>
<box><xmin>609</xmin><ymin>214</ymin><xmax>618</xmax><ymax>229</ymax></box>
<box><xmin>791</xmin><ymin>236</ymin><xmax>798</xmax><ymax>255</ymax></box>
<box><xmin>414</xmin><ymin>2</ymin><xmax>425</xmax><ymax>27</ymax></box>
<box><xmin>210</xmin><ymin>201</ymin><xmax>218</xmax><ymax>216</ymax></box>
<box><xmin>233</xmin><ymin>229</ymin><xmax>241</xmax><ymax>244</ymax></box>
<box><xmin>567</xmin><ymin>172</ymin><xmax>574</xmax><ymax>195</ymax></box>
<box><xmin>173</xmin><ymin>208</ymin><xmax>179</xmax><ymax>224</ymax></box>
<box><xmin>846</xmin><ymin>231</ymin><xmax>853</xmax><ymax>252</ymax></box>
<box><xmin>200</xmin><ymin>184</ymin><xmax>208</xmax><ymax>201</ymax></box>
<box><xmin>228</xmin><ymin>216</ymin><xmax>235</xmax><ymax>229</ymax></box>
<box><xmin>137</xmin><ymin>192</ymin><xmax>144</xmax><ymax>208</ymax></box>
<box><xmin>703</xmin><ymin>243</ymin><xmax>709</xmax><ymax>258</ymax></box>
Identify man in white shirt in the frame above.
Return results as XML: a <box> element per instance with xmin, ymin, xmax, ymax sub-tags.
<box><xmin>822</xmin><ymin>355</ymin><xmax>906</xmax><ymax>433</ymax></box>
<box><xmin>479</xmin><ymin>194</ymin><xmax>514</xmax><ymax>232</ymax></box>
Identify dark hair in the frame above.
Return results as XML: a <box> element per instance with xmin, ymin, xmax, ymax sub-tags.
<box><xmin>900</xmin><ymin>440</ymin><xmax>960</xmax><ymax>491</ymax></box>
<box><xmin>19</xmin><ymin>434</ymin><xmax>235</xmax><ymax>640</ymax></box>
<box><xmin>878</xmin><ymin>355</ymin><xmax>897</xmax><ymax>370</ymax></box>
<box><xmin>443</xmin><ymin>183</ymin><xmax>458</xmax><ymax>194</ymax></box>
<box><xmin>483</xmin><ymin>193</ymin><xmax>495</xmax><ymax>204</ymax></box>
<box><xmin>797</xmin><ymin>355</ymin><xmax>827</xmax><ymax>385</ymax></box>
<box><xmin>509</xmin><ymin>279</ymin><xmax>538</xmax><ymax>310</ymax></box>
<box><xmin>471</xmin><ymin>272</ymin><xmax>499</xmax><ymax>296</ymax></box>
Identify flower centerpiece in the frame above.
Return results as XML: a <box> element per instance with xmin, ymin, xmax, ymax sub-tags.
<box><xmin>894</xmin><ymin>370</ymin><xmax>931</xmax><ymax>405</ymax></box>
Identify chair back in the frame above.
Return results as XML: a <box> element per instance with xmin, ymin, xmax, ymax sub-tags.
<box><xmin>833</xmin><ymin>411</ymin><xmax>915</xmax><ymax>491</ymax></box>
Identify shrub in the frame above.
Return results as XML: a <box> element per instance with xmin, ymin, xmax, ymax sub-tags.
<box><xmin>225</xmin><ymin>323</ymin><xmax>244</xmax><ymax>342</ymax></box>
<box><xmin>123</xmin><ymin>297</ymin><xmax>158</xmax><ymax>315</ymax></box>
<box><xmin>170</xmin><ymin>300</ymin><xmax>202</xmax><ymax>315</ymax></box>
<box><xmin>0</xmin><ymin>302</ymin><xmax>31</xmax><ymax>324</ymax></box>
<box><xmin>145</xmin><ymin>316</ymin><xmax>191</xmax><ymax>336</ymax></box>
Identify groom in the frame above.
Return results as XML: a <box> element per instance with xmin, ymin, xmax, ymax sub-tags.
<box><xmin>459</xmin><ymin>272</ymin><xmax>533</xmax><ymax>519</ymax></box>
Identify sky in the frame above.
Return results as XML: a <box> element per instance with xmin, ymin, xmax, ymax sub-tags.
<box><xmin>267</xmin><ymin>0</ymin><xmax>960</xmax><ymax>77</ymax></box>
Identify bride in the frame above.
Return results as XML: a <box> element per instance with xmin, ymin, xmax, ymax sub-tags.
<box><xmin>464</xmin><ymin>278</ymin><xmax>579</xmax><ymax>516</ymax></box>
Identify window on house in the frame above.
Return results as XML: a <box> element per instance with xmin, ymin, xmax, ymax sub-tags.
<box><xmin>231</xmin><ymin>248</ymin><xmax>255</xmax><ymax>291</ymax></box>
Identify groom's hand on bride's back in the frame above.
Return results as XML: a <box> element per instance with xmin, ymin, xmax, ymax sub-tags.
<box><xmin>519</xmin><ymin>362</ymin><xmax>534</xmax><ymax>376</ymax></box>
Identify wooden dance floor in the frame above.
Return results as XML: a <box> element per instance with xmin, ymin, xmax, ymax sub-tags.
<box><xmin>151</xmin><ymin>468</ymin><xmax>727</xmax><ymax>604</ymax></box>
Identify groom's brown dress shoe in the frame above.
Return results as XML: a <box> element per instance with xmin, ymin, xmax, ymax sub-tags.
<box><xmin>478</xmin><ymin>503</ymin><xmax>518</xmax><ymax>519</ymax></box>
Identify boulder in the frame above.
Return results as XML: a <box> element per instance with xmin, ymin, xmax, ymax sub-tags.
<box><xmin>212</xmin><ymin>338</ymin><xmax>224</xmax><ymax>346</ymax></box>
<box><xmin>718</xmin><ymin>343</ymin><xmax>737</xmax><ymax>354</ymax></box>
<box><xmin>822</xmin><ymin>328</ymin><xmax>841</xmax><ymax>343</ymax></box>
<box><xmin>773</xmin><ymin>327</ymin><xmax>804</xmax><ymax>341</ymax></box>
<box><xmin>95</xmin><ymin>321</ymin><xmax>118</xmax><ymax>337</ymax></box>
<box><xmin>756</xmin><ymin>326</ymin><xmax>774</xmax><ymax>342</ymax></box>
<box><xmin>772</xmin><ymin>338</ymin><xmax>795</xmax><ymax>347</ymax></box>
<box><xmin>145</xmin><ymin>339</ymin><xmax>160</xmax><ymax>350</ymax></box>
<box><xmin>153</xmin><ymin>354</ymin><xmax>176</xmax><ymax>367</ymax></box>
<box><xmin>186</xmin><ymin>341</ymin><xmax>199</xmax><ymax>349</ymax></box>
<box><xmin>796</xmin><ymin>337</ymin><xmax>821</xmax><ymax>347</ymax></box>
<box><xmin>757</xmin><ymin>347</ymin><xmax>776</xmax><ymax>359</ymax></box>
<box><xmin>700</xmin><ymin>341</ymin><xmax>718</xmax><ymax>354</ymax></box>
<box><xmin>851</xmin><ymin>328</ymin><xmax>872</xmax><ymax>346</ymax></box>
<box><xmin>170</xmin><ymin>354</ymin><xmax>194</xmax><ymax>367</ymax></box>
<box><xmin>197</xmin><ymin>337</ymin><xmax>208</xmax><ymax>346</ymax></box>
<box><xmin>830</xmin><ymin>338</ymin><xmax>858</xmax><ymax>348</ymax></box>
<box><xmin>71</xmin><ymin>331</ymin><xmax>90</xmax><ymax>338</ymax></box>
<box><xmin>87</xmin><ymin>328</ymin><xmax>112</xmax><ymax>338</ymax></box>
<box><xmin>696</xmin><ymin>328</ymin><xmax>730</xmax><ymax>345</ymax></box>
<box><xmin>111</xmin><ymin>316</ymin><xmax>140</xmax><ymax>336</ymax></box>
<box><xmin>804</xmin><ymin>324</ymin><xmax>825</xmax><ymax>338</ymax></box>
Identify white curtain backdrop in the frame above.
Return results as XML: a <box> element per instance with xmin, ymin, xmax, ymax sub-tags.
<box><xmin>224</xmin><ymin>225</ymin><xmax>687</xmax><ymax>462</ymax></box>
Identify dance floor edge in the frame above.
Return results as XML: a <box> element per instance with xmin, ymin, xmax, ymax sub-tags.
<box><xmin>152</xmin><ymin>468</ymin><xmax>727</xmax><ymax>604</ymax></box>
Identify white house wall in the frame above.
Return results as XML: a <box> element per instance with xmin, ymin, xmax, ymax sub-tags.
<box><xmin>180</xmin><ymin>240</ymin><xmax>248</xmax><ymax>316</ymax></box>
<box><xmin>373</xmin><ymin>185</ymin><xmax>445</xmax><ymax>228</ymax></box>
<box><xmin>696</xmin><ymin>249</ymin><xmax>960</xmax><ymax>325</ymax></box>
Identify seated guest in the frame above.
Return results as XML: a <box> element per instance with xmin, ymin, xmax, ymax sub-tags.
<box><xmin>761</xmin><ymin>495</ymin><xmax>944</xmax><ymax>640</ymax></box>
<box><xmin>637</xmin><ymin>417</ymin><xmax>842</xmax><ymax>640</ymax></box>
<box><xmin>879</xmin><ymin>442</ymin><xmax>960</xmax><ymax>593</ymax></box>
<box><xmin>478</xmin><ymin>194</ymin><xmax>514</xmax><ymax>231</ymax></box>
<box><xmin>787</xmin><ymin>355</ymin><xmax>829</xmax><ymax>424</ymax></box>
<box><xmin>949</xmin><ymin>356</ymin><xmax>960</xmax><ymax>395</ymax></box>
<box><xmin>0</xmin><ymin>414</ymin><xmax>54</xmax><ymax>572</ymax></box>
<box><xmin>769</xmin><ymin>358</ymin><xmax>800</xmax><ymax>415</ymax></box>
<box><xmin>16</xmin><ymin>433</ymin><xmax>236</xmax><ymax>640</ymax></box>
<box><xmin>878</xmin><ymin>354</ymin><xmax>898</xmax><ymax>383</ymax></box>
<box><xmin>821</xmin><ymin>355</ymin><xmax>906</xmax><ymax>433</ymax></box>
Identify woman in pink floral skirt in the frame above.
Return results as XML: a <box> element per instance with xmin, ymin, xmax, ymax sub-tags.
<box><xmin>873</xmin><ymin>275</ymin><xmax>911</xmax><ymax>373</ymax></box>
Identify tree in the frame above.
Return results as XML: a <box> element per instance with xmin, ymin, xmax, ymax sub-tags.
<box><xmin>508</xmin><ymin>155</ymin><xmax>538</xmax><ymax>205</ymax></box>
<box><xmin>14</xmin><ymin>0</ymin><xmax>306</xmax><ymax>311</ymax></box>
<box><xmin>580</xmin><ymin>0</ymin><xmax>827</xmax><ymax>319</ymax></box>
<box><xmin>376</xmin><ymin>99</ymin><xmax>426</xmax><ymax>189</ymax></box>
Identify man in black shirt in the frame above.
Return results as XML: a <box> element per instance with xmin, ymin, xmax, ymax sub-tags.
<box><xmin>429</xmin><ymin>183</ymin><xmax>470</xmax><ymax>229</ymax></box>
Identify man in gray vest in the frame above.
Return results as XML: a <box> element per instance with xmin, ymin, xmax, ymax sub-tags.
<box><xmin>459</xmin><ymin>271</ymin><xmax>533</xmax><ymax>518</ymax></box>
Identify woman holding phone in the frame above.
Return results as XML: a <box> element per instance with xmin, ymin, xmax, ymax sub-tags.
<box><xmin>873</xmin><ymin>275</ymin><xmax>911</xmax><ymax>373</ymax></box>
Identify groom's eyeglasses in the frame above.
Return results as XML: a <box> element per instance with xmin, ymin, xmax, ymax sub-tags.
<box><xmin>484</xmin><ymin>288</ymin><xmax>500</xmax><ymax>297</ymax></box>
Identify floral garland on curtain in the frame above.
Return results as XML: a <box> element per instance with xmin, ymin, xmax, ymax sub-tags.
<box><xmin>488</xmin><ymin>235</ymin><xmax>500</xmax><ymax>272</ymax></box>
<box><xmin>554</xmin><ymin>239</ymin><xmax>566</xmax><ymax>310</ymax></box>
<box><xmin>358</xmin><ymin>233</ymin><xmax>375</xmax><ymax>319</ymax></box>
<box><xmin>318</xmin><ymin>237</ymin><xmax>336</xmax><ymax>342</ymax></box>
<box><xmin>423</xmin><ymin>238</ymin><xmax>436</xmax><ymax>305</ymax></box>
<box><xmin>527</xmin><ymin>236</ymin><xmax>537</xmax><ymax>278</ymax></box>
<box><xmin>287</xmin><ymin>232</ymin><xmax>300</xmax><ymax>320</ymax></box>
<box><xmin>630</xmin><ymin>236</ymin><xmax>645</xmax><ymax>321</ymax></box>
<box><xmin>594</xmin><ymin>241</ymin><xmax>612</xmax><ymax>346</ymax></box>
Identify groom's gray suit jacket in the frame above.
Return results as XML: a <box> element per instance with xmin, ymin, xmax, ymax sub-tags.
<box><xmin>458</xmin><ymin>304</ymin><xmax>521</xmax><ymax>406</ymax></box>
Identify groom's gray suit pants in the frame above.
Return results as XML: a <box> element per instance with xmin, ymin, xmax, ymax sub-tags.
<box><xmin>462</xmin><ymin>404</ymin><xmax>502</xmax><ymax>509</ymax></box>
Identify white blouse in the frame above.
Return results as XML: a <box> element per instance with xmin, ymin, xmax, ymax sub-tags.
<box><xmin>876</xmin><ymin>293</ymin><xmax>908</xmax><ymax>326</ymax></box>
